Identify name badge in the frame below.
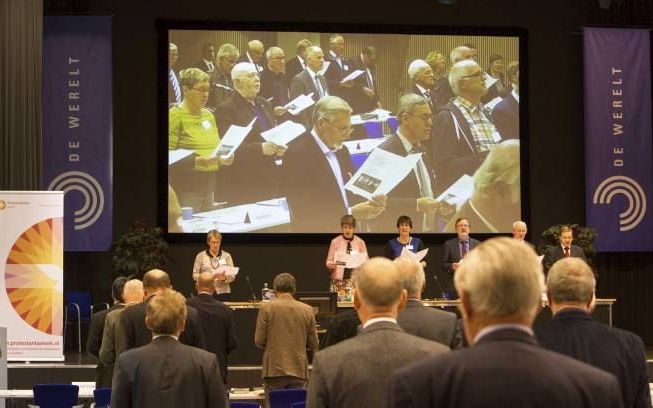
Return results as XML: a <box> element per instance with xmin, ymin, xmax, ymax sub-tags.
<box><xmin>343</xmin><ymin>64</ymin><xmax>349</xmax><ymax>71</ymax></box>
<box><xmin>491</xmin><ymin>130</ymin><xmax>502</xmax><ymax>143</ymax></box>
<box><xmin>350</xmin><ymin>249</ymin><xmax>358</xmax><ymax>255</ymax></box>
<box><xmin>406</xmin><ymin>245</ymin><xmax>414</xmax><ymax>250</ymax></box>
<box><xmin>202</xmin><ymin>120</ymin><xmax>212</xmax><ymax>129</ymax></box>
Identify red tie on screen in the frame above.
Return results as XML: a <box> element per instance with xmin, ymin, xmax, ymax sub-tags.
<box><xmin>564</xmin><ymin>247</ymin><xmax>570</xmax><ymax>257</ymax></box>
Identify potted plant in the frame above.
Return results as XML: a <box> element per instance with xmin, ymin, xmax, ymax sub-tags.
<box><xmin>111</xmin><ymin>219</ymin><xmax>169</xmax><ymax>278</ymax></box>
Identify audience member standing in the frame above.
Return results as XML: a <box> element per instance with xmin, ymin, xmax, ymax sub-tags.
<box><xmin>537</xmin><ymin>257</ymin><xmax>650</xmax><ymax>408</ymax></box>
<box><xmin>187</xmin><ymin>272</ymin><xmax>237</xmax><ymax>385</ymax></box>
<box><xmin>111</xmin><ymin>290</ymin><xmax>226</xmax><ymax>408</ymax></box>
<box><xmin>307</xmin><ymin>257</ymin><xmax>449</xmax><ymax>408</ymax></box>
<box><xmin>255</xmin><ymin>273</ymin><xmax>319</xmax><ymax>406</ymax></box>
<box><xmin>390</xmin><ymin>237</ymin><xmax>622</xmax><ymax>408</ymax></box>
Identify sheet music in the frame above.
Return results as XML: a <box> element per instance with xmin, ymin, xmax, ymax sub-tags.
<box><xmin>284</xmin><ymin>93</ymin><xmax>316</xmax><ymax>115</ymax></box>
<box><xmin>400</xmin><ymin>247</ymin><xmax>428</xmax><ymax>262</ymax></box>
<box><xmin>211</xmin><ymin>118</ymin><xmax>256</xmax><ymax>157</ymax></box>
<box><xmin>260</xmin><ymin>121</ymin><xmax>306</xmax><ymax>146</ymax></box>
<box><xmin>340</xmin><ymin>69</ymin><xmax>365</xmax><ymax>83</ymax></box>
<box><xmin>168</xmin><ymin>149</ymin><xmax>194</xmax><ymax>165</ymax></box>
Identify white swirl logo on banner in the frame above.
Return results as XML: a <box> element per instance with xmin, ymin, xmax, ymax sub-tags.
<box><xmin>592</xmin><ymin>175</ymin><xmax>647</xmax><ymax>232</ymax></box>
<box><xmin>47</xmin><ymin>171</ymin><xmax>105</xmax><ymax>230</ymax></box>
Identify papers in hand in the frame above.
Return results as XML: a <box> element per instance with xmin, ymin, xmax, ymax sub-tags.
<box><xmin>215</xmin><ymin>265</ymin><xmax>239</xmax><ymax>277</ymax></box>
<box><xmin>400</xmin><ymin>247</ymin><xmax>428</xmax><ymax>262</ymax></box>
<box><xmin>334</xmin><ymin>251</ymin><xmax>367</xmax><ymax>269</ymax></box>
<box><xmin>260</xmin><ymin>121</ymin><xmax>306</xmax><ymax>146</ymax></box>
<box><xmin>340</xmin><ymin>69</ymin><xmax>365</xmax><ymax>83</ymax></box>
<box><xmin>169</xmin><ymin>149</ymin><xmax>194</xmax><ymax>165</ymax></box>
<box><xmin>435</xmin><ymin>174</ymin><xmax>474</xmax><ymax>210</ymax></box>
<box><xmin>211</xmin><ymin>118</ymin><xmax>256</xmax><ymax>157</ymax></box>
<box><xmin>344</xmin><ymin>148</ymin><xmax>422</xmax><ymax>200</ymax></box>
<box><xmin>284</xmin><ymin>93</ymin><xmax>315</xmax><ymax>115</ymax></box>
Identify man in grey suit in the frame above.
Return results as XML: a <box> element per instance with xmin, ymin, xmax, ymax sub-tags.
<box><xmin>111</xmin><ymin>290</ymin><xmax>225</xmax><ymax>408</ymax></box>
<box><xmin>307</xmin><ymin>257</ymin><xmax>449</xmax><ymax>408</ymax></box>
<box><xmin>543</xmin><ymin>225</ymin><xmax>587</xmax><ymax>273</ymax></box>
<box><xmin>441</xmin><ymin>217</ymin><xmax>480</xmax><ymax>298</ymax></box>
<box><xmin>395</xmin><ymin>257</ymin><xmax>461</xmax><ymax>349</ymax></box>
<box><xmin>390</xmin><ymin>238</ymin><xmax>622</xmax><ymax>408</ymax></box>
<box><xmin>289</xmin><ymin>46</ymin><xmax>329</xmax><ymax>128</ymax></box>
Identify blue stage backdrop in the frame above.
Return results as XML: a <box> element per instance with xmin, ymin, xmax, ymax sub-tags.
<box><xmin>584</xmin><ymin>27</ymin><xmax>652</xmax><ymax>252</ymax></box>
<box><xmin>42</xmin><ymin>16</ymin><xmax>113</xmax><ymax>251</ymax></box>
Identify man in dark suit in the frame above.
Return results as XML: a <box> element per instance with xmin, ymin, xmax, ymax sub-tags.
<box><xmin>195</xmin><ymin>42</ymin><xmax>216</xmax><ymax>74</ymax></box>
<box><xmin>86</xmin><ymin>277</ymin><xmax>127</xmax><ymax>387</ymax></box>
<box><xmin>259</xmin><ymin>46</ymin><xmax>290</xmax><ymax>108</ymax></box>
<box><xmin>186</xmin><ymin>272</ymin><xmax>237</xmax><ymax>385</ymax></box>
<box><xmin>375</xmin><ymin>93</ymin><xmax>451</xmax><ymax>233</ymax></box>
<box><xmin>116</xmin><ymin>269</ymin><xmax>205</xmax><ymax>357</ymax></box>
<box><xmin>238</xmin><ymin>39</ymin><xmax>265</xmax><ymax>73</ymax></box>
<box><xmin>543</xmin><ymin>225</ymin><xmax>587</xmax><ymax>273</ymax></box>
<box><xmin>408</xmin><ymin>59</ymin><xmax>437</xmax><ymax>114</ymax></box>
<box><xmin>111</xmin><ymin>290</ymin><xmax>226</xmax><ymax>408</ymax></box>
<box><xmin>492</xmin><ymin>60</ymin><xmax>519</xmax><ymax>140</ymax></box>
<box><xmin>167</xmin><ymin>43</ymin><xmax>181</xmax><ymax>106</ymax></box>
<box><xmin>433</xmin><ymin>46</ymin><xmax>475</xmax><ymax>112</ymax></box>
<box><xmin>442</xmin><ymin>217</ymin><xmax>480</xmax><ymax>299</ymax></box>
<box><xmin>280</xmin><ymin>96</ymin><xmax>386</xmax><ymax>232</ymax></box>
<box><xmin>290</xmin><ymin>46</ymin><xmax>329</xmax><ymax>101</ymax></box>
<box><xmin>537</xmin><ymin>257</ymin><xmax>650</xmax><ymax>408</ymax></box>
<box><xmin>215</xmin><ymin>61</ymin><xmax>286</xmax><ymax>205</ymax></box>
<box><xmin>284</xmin><ymin>38</ymin><xmax>311</xmax><ymax>88</ymax></box>
<box><xmin>348</xmin><ymin>46</ymin><xmax>381</xmax><ymax>114</ymax></box>
<box><xmin>207</xmin><ymin>43</ymin><xmax>239</xmax><ymax>110</ymax></box>
<box><xmin>324</xmin><ymin>34</ymin><xmax>355</xmax><ymax>102</ymax></box>
<box><xmin>395</xmin><ymin>257</ymin><xmax>461</xmax><ymax>349</ymax></box>
<box><xmin>307</xmin><ymin>258</ymin><xmax>448</xmax><ymax>408</ymax></box>
<box><xmin>390</xmin><ymin>238</ymin><xmax>623</xmax><ymax>408</ymax></box>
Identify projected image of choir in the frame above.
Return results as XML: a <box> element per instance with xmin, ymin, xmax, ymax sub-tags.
<box><xmin>167</xmin><ymin>31</ymin><xmax>520</xmax><ymax>233</ymax></box>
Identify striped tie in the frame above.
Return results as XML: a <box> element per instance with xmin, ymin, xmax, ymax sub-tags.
<box><xmin>169</xmin><ymin>69</ymin><xmax>181</xmax><ymax>103</ymax></box>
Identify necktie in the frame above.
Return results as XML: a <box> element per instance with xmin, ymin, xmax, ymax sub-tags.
<box><xmin>344</xmin><ymin>240</ymin><xmax>353</xmax><ymax>279</ymax></box>
<box><xmin>564</xmin><ymin>247</ymin><xmax>570</xmax><ymax>257</ymax></box>
<box><xmin>169</xmin><ymin>69</ymin><xmax>181</xmax><ymax>103</ymax></box>
<box><xmin>461</xmin><ymin>241</ymin><xmax>468</xmax><ymax>257</ymax></box>
<box><xmin>207</xmin><ymin>61</ymin><xmax>214</xmax><ymax>72</ymax></box>
<box><xmin>252</xmin><ymin>103</ymin><xmax>271</xmax><ymax>131</ymax></box>
<box><xmin>410</xmin><ymin>145</ymin><xmax>432</xmax><ymax>197</ymax></box>
<box><xmin>314</xmin><ymin>74</ymin><xmax>325</xmax><ymax>98</ymax></box>
<box><xmin>366</xmin><ymin>70</ymin><xmax>373</xmax><ymax>88</ymax></box>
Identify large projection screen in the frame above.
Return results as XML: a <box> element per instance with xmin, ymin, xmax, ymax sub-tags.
<box><xmin>163</xmin><ymin>23</ymin><xmax>525</xmax><ymax>235</ymax></box>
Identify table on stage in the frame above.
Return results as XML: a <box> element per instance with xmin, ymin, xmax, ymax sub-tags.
<box><xmin>0</xmin><ymin>388</ymin><xmax>264</xmax><ymax>402</ymax></box>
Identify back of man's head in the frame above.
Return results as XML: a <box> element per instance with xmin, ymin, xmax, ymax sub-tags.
<box><xmin>455</xmin><ymin>237</ymin><xmax>544</xmax><ymax>325</ymax></box>
<box><xmin>355</xmin><ymin>257</ymin><xmax>404</xmax><ymax>311</ymax></box>
<box><xmin>145</xmin><ymin>289</ymin><xmax>187</xmax><ymax>336</ymax></box>
<box><xmin>547</xmin><ymin>258</ymin><xmax>595</xmax><ymax>306</ymax></box>
<box><xmin>394</xmin><ymin>257</ymin><xmax>425</xmax><ymax>299</ymax></box>
<box><xmin>197</xmin><ymin>271</ymin><xmax>216</xmax><ymax>294</ymax></box>
<box><xmin>143</xmin><ymin>269</ymin><xmax>171</xmax><ymax>297</ymax></box>
<box><xmin>273</xmin><ymin>273</ymin><xmax>296</xmax><ymax>294</ymax></box>
<box><xmin>123</xmin><ymin>279</ymin><xmax>144</xmax><ymax>304</ymax></box>
<box><xmin>111</xmin><ymin>277</ymin><xmax>128</xmax><ymax>303</ymax></box>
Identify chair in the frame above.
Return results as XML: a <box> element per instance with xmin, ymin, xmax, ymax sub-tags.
<box><xmin>31</xmin><ymin>384</ymin><xmax>81</xmax><ymax>408</ymax></box>
<box><xmin>290</xmin><ymin>403</ymin><xmax>306</xmax><ymax>408</ymax></box>
<box><xmin>362</xmin><ymin>121</ymin><xmax>383</xmax><ymax>138</ymax></box>
<box><xmin>64</xmin><ymin>291</ymin><xmax>108</xmax><ymax>352</ymax></box>
<box><xmin>93</xmin><ymin>387</ymin><xmax>111</xmax><ymax>407</ymax></box>
<box><xmin>230</xmin><ymin>403</ymin><xmax>261</xmax><ymax>408</ymax></box>
<box><xmin>269</xmin><ymin>388</ymin><xmax>306</xmax><ymax>408</ymax></box>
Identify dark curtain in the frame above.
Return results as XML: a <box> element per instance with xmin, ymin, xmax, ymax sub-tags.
<box><xmin>0</xmin><ymin>0</ymin><xmax>42</xmax><ymax>190</ymax></box>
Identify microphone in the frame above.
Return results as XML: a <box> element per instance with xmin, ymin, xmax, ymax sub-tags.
<box><xmin>433</xmin><ymin>273</ymin><xmax>447</xmax><ymax>300</ymax></box>
<box><xmin>245</xmin><ymin>276</ymin><xmax>258</xmax><ymax>302</ymax></box>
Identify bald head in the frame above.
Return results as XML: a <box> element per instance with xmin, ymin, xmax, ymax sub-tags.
<box><xmin>123</xmin><ymin>279</ymin><xmax>144</xmax><ymax>304</ymax></box>
<box><xmin>143</xmin><ymin>269</ymin><xmax>171</xmax><ymax>297</ymax></box>
<box><xmin>355</xmin><ymin>258</ymin><xmax>404</xmax><ymax>311</ymax></box>
<box><xmin>196</xmin><ymin>272</ymin><xmax>216</xmax><ymax>294</ymax></box>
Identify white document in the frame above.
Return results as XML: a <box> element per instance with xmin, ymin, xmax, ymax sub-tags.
<box><xmin>319</xmin><ymin>61</ymin><xmax>331</xmax><ymax>76</ymax></box>
<box><xmin>215</xmin><ymin>265</ymin><xmax>239</xmax><ymax>277</ymax></box>
<box><xmin>260</xmin><ymin>121</ymin><xmax>306</xmax><ymax>146</ymax></box>
<box><xmin>284</xmin><ymin>93</ymin><xmax>316</xmax><ymax>115</ymax></box>
<box><xmin>343</xmin><ymin>138</ymin><xmax>385</xmax><ymax>155</ymax></box>
<box><xmin>211</xmin><ymin>118</ymin><xmax>256</xmax><ymax>157</ymax></box>
<box><xmin>334</xmin><ymin>251</ymin><xmax>367</xmax><ymax>269</ymax></box>
<box><xmin>400</xmin><ymin>247</ymin><xmax>429</xmax><ymax>262</ymax></box>
<box><xmin>344</xmin><ymin>148</ymin><xmax>422</xmax><ymax>200</ymax></box>
<box><xmin>436</xmin><ymin>174</ymin><xmax>474</xmax><ymax>210</ymax></box>
<box><xmin>340</xmin><ymin>69</ymin><xmax>365</xmax><ymax>83</ymax></box>
<box><xmin>168</xmin><ymin>149</ymin><xmax>194</xmax><ymax>165</ymax></box>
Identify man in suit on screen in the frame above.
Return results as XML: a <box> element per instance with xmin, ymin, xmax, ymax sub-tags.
<box><xmin>111</xmin><ymin>290</ymin><xmax>225</xmax><ymax>408</ymax></box>
<box><xmin>284</xmin><ymin>38</ymin><xmax>311</xmax><ymax>88</ymax></box>
<box><xmin>390</xmin><ymin>237</ymin><xmax>623</xmax><ymax>408</ymax></box>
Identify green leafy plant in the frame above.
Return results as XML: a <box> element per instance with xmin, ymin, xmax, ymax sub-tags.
<box><xmin>111</xmin><ymin>219</ymin><xmax>169</xmax><ymax>278</ymax></box>
<box><xmin>538</xmin><ymin>223</ymin><xmax>598</xmax><ymax>263</ymax></box>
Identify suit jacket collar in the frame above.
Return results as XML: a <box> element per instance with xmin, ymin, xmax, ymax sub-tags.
<box><xmin>553</xmin><ymin>308</ymin><xmax>593</xmax><ymax>322</ymax></box>
<box><xmin>474</xmin><ymin>327</ymin><xmax>537</xmax><ymax>347</ymax></box>
<box><xmin>406</xmin><ymin>299</ymin><xmax>425</xmax><ymax>308</ymax></box>
<box><xmin>360</xmin><ymin>320</ymin><xmax>403</xmax><ymax>335</ymax></box>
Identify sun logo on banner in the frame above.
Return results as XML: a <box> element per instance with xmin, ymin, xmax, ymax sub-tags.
<box><xmin>593</xmin><ymin>175</ymin><xmax>648</xmax><ymax>232</ymax></box>
<box><xmin>4</xmin><ymin>218</ymin><xmax>64</xmax><ymax>335</ymax></box>
<box><xmin>47</xmin><ymin>171</ymin><xmax>105</xmax><ymax>231</ymax></box>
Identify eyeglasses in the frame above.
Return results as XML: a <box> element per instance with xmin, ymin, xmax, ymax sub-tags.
<box><xmin>191</xmin><ymin>87</ymin><xmax>211</xmax><ymax>94</ymax></box>
<box><xmin>462</xmin><ymin>71</ymin><xmax>486</xmax><ymax>79</ymax></box>
<box><xmin>269</xmin><ymin>56</ymin><xmax>286</xmax><ymax>60</ymax></box>
<box><xmin>410</xmin><ymin>113</ymin><xmax>433</xmax><ymax>122</ymax></box>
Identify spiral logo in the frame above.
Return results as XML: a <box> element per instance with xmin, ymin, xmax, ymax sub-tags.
<box><xmin>593</xmin><ymin>175</ymin><xmax>647</xmax><ymax>232</ymax></box>
<box><xmin>47</xmin><ymin>171</ymin><xmax>105</xmax><ymax>230</ymax></box>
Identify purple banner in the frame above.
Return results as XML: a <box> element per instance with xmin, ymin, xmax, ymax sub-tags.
<box><xmin>42</xmin><ymin>17</ymin><xmax>113</xmax><ymax>251</ymax></box>
<box><xmin>584</xmin><ymin>28</ymin><xmax>653</xmax><ymax>252</ymax></box>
